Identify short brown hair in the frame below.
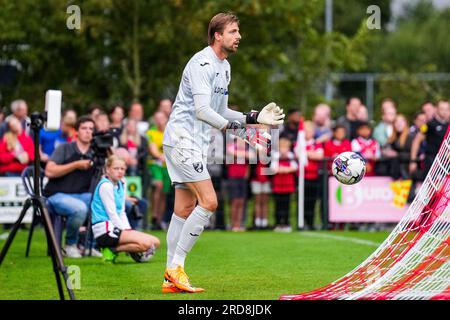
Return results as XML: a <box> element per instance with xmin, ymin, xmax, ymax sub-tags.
<box><xmin>75</xmin><ymin>115</ymin><xmax>95</xmax><ymax>131</ymax></box>
<box><xmin>208</xmin><ymin>13</ymin><xmax>239</xmax><ymax>45</ymax></box>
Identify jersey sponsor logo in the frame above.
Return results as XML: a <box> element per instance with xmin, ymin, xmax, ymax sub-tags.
<box><xmin>214</xmin><ymin>86</ymin><xmax>228</xmax><ymax>95</ymax></box>
<box><xmin>200</xmin><ymin>62</ymin><xmax>209</xmax><ymax>67</ymax></box>
<box><xmin>189</xmin><ymin>233</ymin><xmax>200</xmax><ymax>237</ymax></box>
<box><xmin>193</xmin><ymin>162</ymin><xmax>204</xmax><ymax>173</ymax></box>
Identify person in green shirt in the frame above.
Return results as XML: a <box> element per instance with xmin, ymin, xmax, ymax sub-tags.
<box><xmin>147</xmin><ymin>111</ymin><xmax>171</xmax><ymax>230</ymax></box>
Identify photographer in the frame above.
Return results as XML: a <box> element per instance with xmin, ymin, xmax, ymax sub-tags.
<box><xmin>44</xmin><ymin>116</ymin><xmax>101</xmax><ymax>258</ymax></box>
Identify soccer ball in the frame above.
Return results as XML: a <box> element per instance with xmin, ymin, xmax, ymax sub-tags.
<box><xmin>332</xmin><ymin>151</ymin><xmax>366</xmax><ymax>185</ymax></box>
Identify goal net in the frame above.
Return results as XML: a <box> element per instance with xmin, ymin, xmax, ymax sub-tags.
<box><xmin>280</xmin><ymin>129</ymin><xmax>450</xmax><ymax>300</ymax></box>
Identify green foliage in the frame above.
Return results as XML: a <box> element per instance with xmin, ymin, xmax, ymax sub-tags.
<box><xmin>369</xmin><ymin>1</ymin><xmax>450</xmax><ymax>119</ymax></box>
<box><xmin>0</xmin><ymin>0</ymin><xmax>371</xmax><ymax>116</ymax></box>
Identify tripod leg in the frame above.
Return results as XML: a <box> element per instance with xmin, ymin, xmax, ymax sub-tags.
<box><xmin>37</xmin><ymin>198</ymin><xmax>75</xmax><ymax>300</ymax></box>
<box><xmin>25</xmin><ymin>205</ymin><xmax>39</xmax><ymax>257</ymax></box>
<box><xmin>0</xmin><ymin>199</ymin><xmax>33</xmax><ymax>266</ymax></box>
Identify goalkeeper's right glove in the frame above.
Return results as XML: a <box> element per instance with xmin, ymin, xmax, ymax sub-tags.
<box><xmin>226</xmin><ymin>121</ymin><xmax>271</xmax><ymax>152</ymax></box>
<box><xmin>244</xmin><ymin>102</ymin><xmax>285</xmax><ymax>126</ymax></box>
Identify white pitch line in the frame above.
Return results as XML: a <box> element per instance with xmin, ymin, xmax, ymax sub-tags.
<box><xmin>301</xmin><ymin>232</ymin><xmax>381</xmax><ymax>247</ymax></box>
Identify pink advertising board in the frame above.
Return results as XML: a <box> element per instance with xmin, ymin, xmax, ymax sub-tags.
<box><xmin>328</xmin><ymin>176</ymin><xmax>409</xmax><ymax>223</ymax></box>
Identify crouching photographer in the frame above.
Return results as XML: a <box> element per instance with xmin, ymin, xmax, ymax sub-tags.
<box><xmin>91</xmin><ymin>155</ymin><xmax>160</xmax><ymax>263</ymax></box>
<box><xmin>44</xmin><ymin>116</ymin><xmax>101</xmax><ymax>258</ymax></box>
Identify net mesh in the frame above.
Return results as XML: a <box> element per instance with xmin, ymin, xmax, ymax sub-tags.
<box><xmin>280</xmin><ymin>129</ymin><xmax>450</xmax><ymax>300</ymax></box>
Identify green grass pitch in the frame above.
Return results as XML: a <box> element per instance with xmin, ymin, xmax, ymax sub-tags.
<box><xmin>0</xmin><ymin>229</ymin><xmax>389</xmax><ymax>300</ymax></box>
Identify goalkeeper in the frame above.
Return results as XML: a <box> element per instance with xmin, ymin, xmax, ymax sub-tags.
<box><xmin>161</xmin><ymin>12</ymin><xmax>285</xmax><ymax>293</ymax></box>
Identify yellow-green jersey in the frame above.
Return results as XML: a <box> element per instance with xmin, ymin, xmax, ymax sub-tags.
<box><xmin>147</xmin><ymin>126</ymin><xmax>165</xmax><ymax>167</ymax></box>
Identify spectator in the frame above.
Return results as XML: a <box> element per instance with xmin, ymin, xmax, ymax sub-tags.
<box><xmin>313</xmin><ymin>103</ymin><xmax>332</xmax><ymax>144</ymax></box>
<box><xmin>271</xmin><ymin>137</ymin><xmax>297</xmax><ymax>232</ymax></box>
<box><xmin>336</xmin><ymin>97</ymin><xmax>362</xmax><ymax>140</ymax></box>
<box><xmin>303</xmin><ymin>121</ymin><xmax>324</xmax><ymax>230</ymax></box>
<box><xmin>0</xmin><ymin>107</ymin><xmax>6</xmax><ymax>125</ymax></box>
<box><xmin>280</xmin><ymin>109</ymin><xmax>301</xmax><ymax>146</ymax></box>
<box><xmin>91</xmin><ymin>155</ymin><xmax>160</xmax><ymax>263</ymax></box>
<box><xmin>324</xmin><ymin>125</ymin><xmax>352</xmax><ymax>174</ymax></box>
<box><xmin>373</xmin><ymin>99</ymin><xmax>397</xmax><ymax>175</ymax></box>
<box><xmin>373</xmin><ymin>98</ymin><xmax>397</xmax><ymax>148</ymax></box>
<box><xmin>226</xmin><ymin>135</ymin><xmax>249</xmax><ymax>232</ymax></box>
<box><xmin>147</xmin><ymin>111</ymin><xmax>170</xmax><ymax>230</ymax></box>
<box><xmin>249</xmin><ymin>125</ymin><xmax>271</xmax><ymax>230</ymax></box>
<box><xmin>206</xmin><ymin>128</ymin><xmax>226</xmax><ymax>230</ymax></box>
<box><xmin>351</xmin><ymin>122</ymin><xmax>380</xmax><ymax>176</ymax></box>
<box><xmin>409</xmin><ymin>112</ymin><xmax>427</xmax><ymax>170</ymax></box>
<box><xmin>410</xmin><ymin>100</ymin><xmax>450</xmax><ymax>178</ymax></box>
<box><xmin>0</xmin><ymin>117</ymin><xmax>34</xmax><ymax>176</ymax></box>
<box><xmin>357</xmin><ymin>105</ymin><xmax>369</xmax><ymax>122</ymax></box>
<box><xmin>0</xmin><ymin>99</ymin><xmax>31</xmax><ymax>138</ymax></box>
<box><xmin>94</xmin><ymin>111</ymin><xmax>110</xmax><ymax>133</ymax></box>
<box><xmin>422</xmin><ymin>101</ymin><xmax>436</xmax><ymax>122</ymax></box>
<box><xmin>108</xmin><ymin>104</ymin><xmax>125</xmax><ymax>147</ymax></box>
<box><xmin>39</xmin><ymin>111</ymin><xmax>77</xmax><ymax>166</ymax></box>
<box><xmin>158</xmin><ymin>98</ymin><xmax>173</xmax><ymax>118</ymax></box>
<box><xmin>119</xmin><ymin>119</ymin><xmax>148</xmax><ymax>177</ymax></box>
<box><xmin>88</xmin><ymin>103</ymin><xmax>103</xmax><ymax>120</ymax></box>
<box><xmin>43</xmin><ymin>116</ymin><xmax>101</xmax><ymax>258</ymax></box>
<box><xmin>388</xmin><ymin>114</ymin><xmax>414</xmax><ymax>179</ymax></box>
<box><xmin>127</xmin><ymin>102</ymin><xmax>149</xmax><ymax>136</ymax></box>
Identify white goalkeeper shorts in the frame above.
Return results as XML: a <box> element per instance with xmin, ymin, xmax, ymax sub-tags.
<box><xmin>163</xmin><ymin>145</ymin><xmax>211</xmax><ymax>188</ymax></box>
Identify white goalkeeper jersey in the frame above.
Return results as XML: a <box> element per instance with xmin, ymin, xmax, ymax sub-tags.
<box><xmin>163</xmin><ymin>46</ymin><xmax>231</xmax><ymax>155</ymax></box>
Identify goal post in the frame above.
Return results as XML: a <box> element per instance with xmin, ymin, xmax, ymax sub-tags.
<box><xmin>280</xmin><ymin>127</ymin><xmax>450</xmax><ymax>300</ymax></box>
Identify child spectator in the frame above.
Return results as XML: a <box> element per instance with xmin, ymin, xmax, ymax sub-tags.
<box><xmin>226</xmin><ymin>136</ymin><xmax>249</xmax><ymax>232</ymax></box>
<box><xmin>0</xmin><ymin>117</ymin><xmax>34</xmax><ymax>176</ymax></box>
<box><xmin>351</xmin><ymin>122</ymin><xmax>380</xmax><ymax>176</ymax></box>
<box><xmin>271</xmin><ymin>137</ymin><xmax>298</xmax><ymax>232</ymax></box>
<box><xmin>324</xmin><ymin>125</ymin><xmax>352</xmax><ymax>174</ymax></box>
<box><xmin>303</xmin><ymin>121</ymin><xmax>324</xmax><ymax>230</ymax></box>
<box><xmin>249</xmin><ymin>126</ymin><xmax>271</xmax><ymax>230</ymax></box>
<box><xmin>91</xmin><ymin>155</ymin><xmax>160</xmax><ymax>263</ymax></box>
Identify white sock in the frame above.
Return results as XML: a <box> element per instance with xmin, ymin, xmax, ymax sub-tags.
<box><xmin>170</xmin><ymin>206</ymin><xmax>213</xmax><ymax>268</ymax></box>
<box><xmin>255</xmin><ymin>218</ymin><xmax>262</xmax><ymax>227</ymax></box>
<box><xmin>166</xmin><ymin>213</ymin><xmax>186</xmax><ymax>268</ymax></box>
<box><xmin>261</xmin><ymin>218</ymin><xmax>268</xmax><ymax>227</ymax></box>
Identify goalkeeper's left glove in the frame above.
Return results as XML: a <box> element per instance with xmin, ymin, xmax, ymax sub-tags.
<box><xmin>226</xmin><ymin>121</ymin><xmax>271</xmax><ymax>152</ymax></box>
<box><xmin>244</xmin><ymin>102</ymin><xmax>285</xmax><ymax>126</ymax></box>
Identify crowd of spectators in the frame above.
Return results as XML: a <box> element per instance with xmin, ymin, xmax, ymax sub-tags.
<box><xmin>0</xmin><ymin>96</ymin><xmax>449</xmax><ymax>250</ymax></box>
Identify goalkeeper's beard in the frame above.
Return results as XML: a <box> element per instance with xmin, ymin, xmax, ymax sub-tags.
<box><xmin>222</xmin><ymin>43</ymin><xmax>237</xmax><ymax>55</ymax></box>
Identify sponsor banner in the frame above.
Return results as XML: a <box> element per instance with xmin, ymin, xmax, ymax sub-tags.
<box><xmin>0</xmin><ymin>177</ymin><xmax>33</xmax><ymax>224</ymax></box>
<box><xmin>125</xmin><ymin>176</ymin><xmax>142</xmax><ymax>198</ymax></box>
<box><xmin>329</xmin><ymin>176</ymin><xmax>411</xmax><ymax>223</ymax></box>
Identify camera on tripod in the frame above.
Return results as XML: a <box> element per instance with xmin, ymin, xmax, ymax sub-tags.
<box><xmin>90</xmin><ymin>128</ymin><xmax>118</xmax><ymax>166</ymax></box>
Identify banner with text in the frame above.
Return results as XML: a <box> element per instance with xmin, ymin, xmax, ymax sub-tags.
<box><xmin>0</xmin><ymin>177</ymin><xmax>33</xmax><ymax>224</ymax></box>
<box><xmin>329</xmin><ymin>176</ymin><xmax>411</xmax><ymax>222</ymax></box>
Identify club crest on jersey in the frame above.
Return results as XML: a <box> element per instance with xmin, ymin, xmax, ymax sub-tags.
<box><xmin>193</xmin><ymin>162</ymin><xmax>203</xmax><ymax>173</ymax></box>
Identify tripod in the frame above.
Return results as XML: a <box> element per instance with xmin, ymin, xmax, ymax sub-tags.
<box><xmin>0</xmin><ymin>112</ymin><xmax>75</xmax><ymax>300</ymax></box>
<box><xmin>81</xmin><ymin>160</ymin><xmax>104</xmax><ymax>257</ymax></box>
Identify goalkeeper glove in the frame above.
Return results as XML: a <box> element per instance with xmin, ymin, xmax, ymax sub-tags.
<box><xmin>244</xmin><ymin>102</ymin><xmax>285</xmax><ymax>125</ymax></box>
<box><xmin>226</xmin><ymin>121</ymin><xmax>271</xmax><ymax>152</ymax></box>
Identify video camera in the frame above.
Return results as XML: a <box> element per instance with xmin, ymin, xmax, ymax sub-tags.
<box><xmin>90</xmin><ymin>128</ymin><xmax>119</xmax><ymax>166</ymax></box>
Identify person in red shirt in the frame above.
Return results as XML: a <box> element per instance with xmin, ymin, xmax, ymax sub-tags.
<box><xmin>324</xmin><ymin>125</ymin><xmax>352</xmax><ymax>174</ymax></box>
<box><xmin>0</xmin><ymin>117</ymin><xmax>34</xmax><ymax>176</ymax></box>
<box><xmin>249</xmin><ymin>125</ymin><xmax>271</xmax><ymax>230</ymax></box>
<box><xmin>271</xmin><ymin>137</ymin><xmax>298</xmax><ymax>232</ymax></box>
<box><xmin>303</xmin><ymin>121</ymin><xmax>324</xmax><ymax>230</ymax></box>
<box><xmin>351</xmin><ymin>122</ymin><xmax>380</xmax><ymax>176</ymax></box>
<box><xmin>226</xmin><ymin>137</ymin><xmax>249</xmax><ymax>232</ymax></box>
